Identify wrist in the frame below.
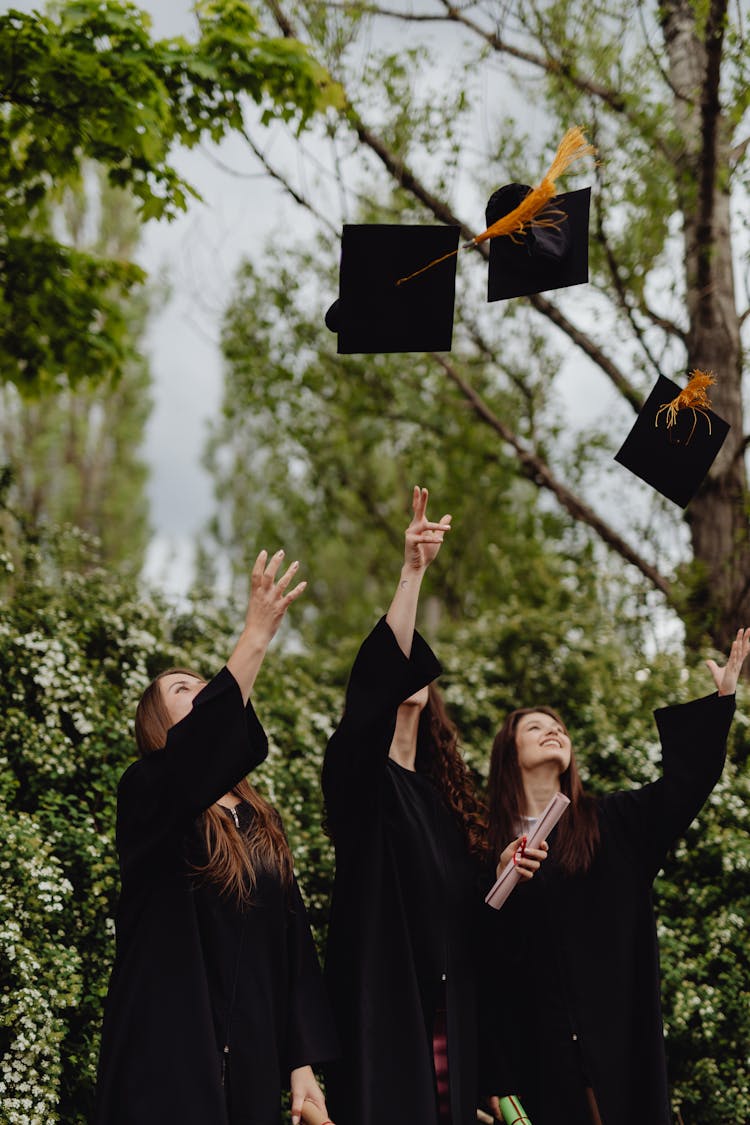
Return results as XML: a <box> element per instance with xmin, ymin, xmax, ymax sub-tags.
<box><xmin>238</xmin><ymin>623</ymin><xmax>273</xmax><ymax>651</ymax></box>
<box><xmin>400</xmin><ymin>563</ymin><xmax>426</xmax><ymax>583</ymax></box>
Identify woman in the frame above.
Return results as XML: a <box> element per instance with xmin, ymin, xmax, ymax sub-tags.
<box><xmin>322</xmin><ymin>487</ymin><xmax>542</xmax><ymax>1125</ymax></box>
<box><xmin>484</xmin><ymin>628</ymin><xmax>750</xmax><ymax>1125</ymax></box>
<box><xmin>95</xmin><ymin>549</ymin><xmax>337</xmax><ymax>1125</ymax></box>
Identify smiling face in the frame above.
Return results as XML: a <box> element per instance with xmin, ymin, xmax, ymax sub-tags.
<box><xmin>515</xmin><ymin>710</ymin><xmax>572</xmax><ymax>777</ymax></box>
<box><xmin>158</xmin><ymin>672</ymin><xmax>207</xmax><ymax>728</ymax></box>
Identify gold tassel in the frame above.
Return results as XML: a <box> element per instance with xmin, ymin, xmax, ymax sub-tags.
<box><xmin>472</xmin><ymin>125</ymin><xmax>596</xmax><ymax>246</ymax></box>
<box><xmin>655</xmin><ymin>370</ymin><xmax>716</xmax><ymax>443</ymax></box>
<box><xmin>395</xmin><ymin>125</ymin><xmax>595</xmax><ymax>287</ymax></box>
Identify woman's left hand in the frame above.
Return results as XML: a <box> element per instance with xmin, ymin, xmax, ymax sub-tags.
<box><xmin>498</xmin><ymin>836</ymin><xmax>548</xmax><ymax>880</ymax></box>
<box><xmin>706</xmin><ymin>627</ymin><xmax>750</xmax><ymax>696</ymax></box>
<box><xmin>290</xmin><ymin>1066</ymin><xmax>328</xmax><ymax>1125</ymax></box>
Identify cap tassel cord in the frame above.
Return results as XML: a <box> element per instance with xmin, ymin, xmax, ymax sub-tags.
<box><xmin>395</xmin><ymin>125</ymin><xmax>595</xmax><ymax>287</ymax></box>
<box><xmin>654</xmin><ymin>369</ymin><xmax>716</xmax><ymax>444</ymax></box>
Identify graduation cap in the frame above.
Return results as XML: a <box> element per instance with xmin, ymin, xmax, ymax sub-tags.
<box><xmin>614</xmin><ymin>371</ymin><xmax>730</xmax><ymax>508</ymax></box>
<box><xmin>324</xmin><ymin>223</ymin><xmax>460</xmax><ymax>354</ymax></box>
<box><xmin>484</xmin><ymin>183</ymin><xmax>591</xmax><ymax>301</ymax></box>
<box><xmin>328</xmin><ymin>127</ymin><xmax>595</xmax><ymax>321</ymax></box>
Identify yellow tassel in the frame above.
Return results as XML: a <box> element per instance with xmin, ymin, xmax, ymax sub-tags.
<box><xmin>655</xmin><ymin>370</ymin><xmax>716</xmax><ymax>442</ymax></box>
<box><xmin>395</xmin><ymin>125</ymin><xmax>595</xmax><ymax>287</ymax></box>
<box><xmin>472</xmin><ymin>125</ymin><xmax>596</xmax><ymax>246</ymax></box>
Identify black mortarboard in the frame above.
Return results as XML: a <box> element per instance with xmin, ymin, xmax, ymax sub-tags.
<box><xmin>613</xmin><ymin>372</ymin><xmax>730</xmax><ymax>507</ymax></box>
<box><xmin>325</xmin><ymin>223</ymin><xmax>460</xmax><ymax>353</ymax></box>
<box><xmin>484</xmin><ymin>183</ymin><xmax>591</xmax><ymax>302</ymax></box>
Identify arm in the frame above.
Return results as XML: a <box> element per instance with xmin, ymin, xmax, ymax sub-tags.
<box><xmin>321</xmin><ymin>620</ymin><xmax>441</xmax><ymax>825</ymax></box>
<box><xmin>118</xmin><ymin>550</ymin><xmax>306</xmax><ymax>863</ymax></box>
<box><xmin>322</xmin><ymin>488</ymin><xmax>449</xmax><ymax>821</ymax></box>
<box><xmin>607</xmin><ymin>628</ymin><xmax>749</xmax><ymax>879</ymax></box>
<box><xmin>385</xmin><ymin>484</ymin><xmax>451</xmax><ymax>656</ymax></box>
<box><xmin>227</xmin><ymin>548</ymin><xmax>306</xmax><ymax>703</ymax></box>
<box><xmin>166</xmin><ymin>546</ymin><xmax>305</xmax><ymax>807</ymax></box>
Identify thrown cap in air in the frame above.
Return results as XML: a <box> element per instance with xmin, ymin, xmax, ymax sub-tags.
<box><xmin>324</xmin><ymin>223</ymin><xmax>460</xmax><ymax>354</ymax></box>
<box><xmin>485</xmin><ymin>183</ymin><xmax>591</xmax><ymax>302</ymax></box>
<box><xmin>613</xmin><ymin>372</ymin><xmax>730</xmax><ymax>507</ymax></box>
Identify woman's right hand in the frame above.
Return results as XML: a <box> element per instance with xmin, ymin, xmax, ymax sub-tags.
<box><xmin>498</xmin><ymin>836</ymin><xmax>549</xmax><ymax>881</ymax></box>
<box><xmin>403</xmin><ymin>485</ymin><xmax>452</xmax><ymax>573</ymax></box>
<box><xmin>243</xmin><ymin>548</ymin><xmax>306</xmax><ymax>646</ymax></box>
<box><xmin>227</xmin><ymin>549</ymin><xmax>306</xmax><ymax>703</ymax></box>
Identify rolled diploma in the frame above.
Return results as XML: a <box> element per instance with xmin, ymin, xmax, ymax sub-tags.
<box><xmin>484</xmin><ymin>791</ymin><xmax>570</xmax><ymax>910</ymax></box>
<box><xmin>499</xmin><ymin>1094</ymin><xmax>532</xmax><ymax>1123</ymax></box>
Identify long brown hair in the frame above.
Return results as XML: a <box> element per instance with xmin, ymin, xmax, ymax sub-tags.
<box><xmin>487</xmin><ymin>705</ymin><xmax>599</xmax><ymax>876</ymax></box>
<box><xmin>135</xmin><ymin>667</ymin><xmax>294</xmax><ymax>905</ymax></box>
<box><xmin>417</xmin><ymin>684</ymin><xmax>489</xmax><ymax>861</ymax></box>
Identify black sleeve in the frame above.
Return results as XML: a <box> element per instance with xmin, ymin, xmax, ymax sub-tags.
<box><xmin>321</xmin><ymin>617</ymin><xmax>441</xmax><ymax>826</ymax></box>
<box><xmin>117</xmin><ymin>667</ymin><xmax>268</xmax><ymax>874</ymax></box>
<box><xmin>284</xmin><ymin>878</ymin><xmax>340</xmax><ymax>1072</ymax></box>
<box><xmin>604</xmin><ymin>692</ymin><xmax>735</xmax><ymax>881</ymax></box>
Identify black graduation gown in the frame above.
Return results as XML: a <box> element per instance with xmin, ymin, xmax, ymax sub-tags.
<box><xmin>485</xmin><ymin>691</ymin><xmax>735</xmax><ymax>1125</ymax></box>
<box><xmin>94</xmin><ymin>667</ymin><xmax>337</xmax><ymax>1125</ymax></box>
<box><xmin>322</xmin><ymin>618</ymin><xmax>485</xmax><ymax>1125</ymax></box>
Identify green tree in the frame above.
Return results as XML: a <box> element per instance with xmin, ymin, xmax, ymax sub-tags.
<box><xmin>0</xmin><ymin>170</ymin><xmax>154</xmax><ymax>572</ymax></box>
<box><xmin>202</xmin><ymin>238</ymin><xmax>615</xmax><ymax>648</ymax></box>
<box><xmin>0</xmin><ymin>0</ymin><xmax>342</xmax><ymax>392</ymax></box>
<box><xmin>226</xmin><ymin>0</ymin><xmax>750</xmax><ymax>656</ymax></box>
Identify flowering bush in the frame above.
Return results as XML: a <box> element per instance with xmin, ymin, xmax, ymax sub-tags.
<box><xmin>1</xmin><ymin>530</ymin><xmax>748</xmax><ymax>1122</ymax></box>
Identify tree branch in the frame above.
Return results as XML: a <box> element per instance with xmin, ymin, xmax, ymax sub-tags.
<box><xmin>527</xmin><ymin>292</ymin><xmax>643</xmax><ymax>411</ymax></box>
<box><xmin>239</xmin><ymin>126</ymin><xmax>340</xmax><ymax>235</ymax></box>
<box><xmin>430</xmin><ymin>351</ymin><xmax>672</xmax><ymax>596</ymax></box>
<box><xmin>729</xmin><ymin>133</ymin><xmax>750</xmax><ymax>166</ymax></box>
<box><xmin>592</xmin><ymin>165</ymin><xmax>685</xmax><ymax>377</ymax></box>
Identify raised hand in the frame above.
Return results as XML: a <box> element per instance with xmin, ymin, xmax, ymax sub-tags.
<box><xmin>705</xmin><ymin>627</ymin><xmax>750</xmax><ymax>696</ymax></box>
<box><xmin>227</xmin><ymin>549</ymin><xmax>307</xmax><ymax>703</ymax></box>
<box><xmin>386</xmin><ymin>486</ymin><xmax>452</xmax><ymax>657</ymax></box>
<box><xmin>404</xmin><ymin>485</ymin><xmax>452</xmax><ymax>572</ymax></box>
<box><xmin>244</xmin><ymin>549</ymin><xmax>307</xmax><ymax>646</ymax></box>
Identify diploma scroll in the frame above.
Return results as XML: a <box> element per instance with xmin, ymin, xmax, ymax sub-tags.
<box><xmin>484</xmin><ymin>791</ymin><xmax>570</xmax><ymax>910</ymax></box>
<box><xmin>499</xmin><ymin>1094</ymin><xmax>532</xmax><ymax>1124</ymax></box>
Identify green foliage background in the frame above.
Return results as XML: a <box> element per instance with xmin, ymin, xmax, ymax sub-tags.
<box><xmin>2</xmin><ymin>3</ymin><xmax>750</xmax><ymax>1124</ymax></box>
<box><xmin>1</xmin><ymin>524</ymin><xmax>748</xmax><ymax>1123</ymax></box>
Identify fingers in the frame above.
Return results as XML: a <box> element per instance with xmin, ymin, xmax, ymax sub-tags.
<box><xmin>276</xmin><ymin>558</ymin><xmax>300</xmax><ymax>592</ymax></box>
<box><xmin>412</xmin><ymin>484</ymin><xmax>428</xmax><ymax>520</ymax></box>
<box><xmin>247</xmin><ymin>551</ymin><xmax>307</xmax><ymax>629</ymax></box>
<box><xmin>511</xmin><ymin>835</ymin><xmax>527</xmax><ymax>866</ymax></box>
<box><xmin>706</xmin><ymin>626</ymin><xmax>750</xmax><ymax>696</ymax></box>
<box><xmin>731</xmin><ymin>626</ymin><xmax>750</xmax><ymax>662</ymax></box>
<box><xmin>255</xmin><ymin>551</ymin><xmax>306</xmax><ymax>597</ymax></box>
<box><xmin>411</xmin><ymin>487</ymin><xmax>451</xmax><ymax>528</ymax></box>
<box><xmin>514</xmin><ymin>836</ymin><xmax>548</xmax><ymax>880</ymax></box>
<box><xmin>412</xmin><ymin>525</ymin><xmax>451</xmax><ymax>545</ymax></box>
<box><xmin>284</xmin><ymin>579</ymin><xmax>307</xmax><ymax>604</ymax></box>
<box><xmin>251</xmin><ymin>548</ymin><xmax>268</xmax><ymax>586</ymax></box>
<box><xmin>264</xmin><ymin>548</ymin><xmax>286</xmax><ymax>583</ymax></box>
